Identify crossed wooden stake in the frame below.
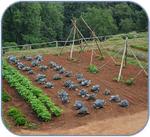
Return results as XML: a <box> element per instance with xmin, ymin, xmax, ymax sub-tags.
<box><xmin>117</xmin><ymin>37</ymin><xmax>148</xmax><ymax>82</ymax></box>
<box><xmin>59</xmin><ymin>17</ymin><xmax>104</xmax><ymax>60</ymax></box>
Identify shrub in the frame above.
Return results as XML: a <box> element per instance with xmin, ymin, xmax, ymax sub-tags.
<box><xmin>15</xmin><ymin>117</ymin><xmax>27</xmax><ymax>126</ymax></box>
<box><xmin>88</xmin><ymin>64</ymin><xmax>99</xmax><ymax>73</ymax></box>
<box><xmin>3</xmin><ymin>42</ymin><xmax>18</xmax><ymax>47</ymax></box>
<box><xmin>121</xmin><ymin>33</ymin><xmax>134</xmax><ymax>40</ymax></box>
<box><xmin>2</xmin><ymin>91</ymin><xmax>11</xmax><ymax>102</ymax></box>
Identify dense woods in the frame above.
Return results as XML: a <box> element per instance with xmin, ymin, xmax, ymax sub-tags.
<box><xmin>2</xmin><ymin>2</ymin><xmax>148</xmax><ymax>46</ymax></box>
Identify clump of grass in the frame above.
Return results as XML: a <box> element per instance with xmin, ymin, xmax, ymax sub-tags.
<box><xmin>26</xmin><ymin>123</ymin><xmax>38</xmax><ymax>129</ymax></box>
<box><xmin>2</xmin><ymin>91</ymin><xmax>11</xmax><ymax>102</ymax></box>
<box><xmin>96</xmin><ymin>55</ymin><xmax>104</xmax><ymax>60</ymax></box>
<box><xmin>130</xmin><ymin>44</ymin><xmax>148</xmax><ymax>52</ymax></box>
<box><xmin>113</xmin><ymin>76</ymin><xmax>134</xmax><ymax>86</ymax></box>
<box><xmin>113</xmin><ymin>76</ymin><xmax>124</xmax><ymax>82</ymax></box>
<box><xmin>67</xmin><ymin>57</ymin><xmax>79</xmax><ymax>63</ymax></box>
<box><xmin>88</xmin><ymin>64</ymin><xmax>99</xmax><ymax>73</ymax></box>
<box><xmin>124</xmin><ymin>78</ymin><xmax>134</xmax><ymax>86</ymax></box>
<box><xmin>121</xmin><ymin>33</ymin><xmax>135</xmax><ymax>39</ymax></box>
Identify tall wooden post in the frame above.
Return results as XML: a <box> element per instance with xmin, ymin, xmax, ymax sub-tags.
<box><xmin>59</xmin><ymin>27</ymin><xmax>74</xmax><ymax>55</ymax></box>
<box><xmin>117</xmin><ymin>37</ymin><xmax>128</xmax><ymax>82</ymax></box>
<box><xmin>56</xmin><ymin>41</ymin><xmax>58</xmax><ymax>48</ymax></box>
<box><xmin>70</xmin><ymin>19</ymin><xmax>76</xmax><ymax>59</ymax></box>
<box><xmin>90</xmin><ymin>48</ymin><xmax>94</xmax><ymax>65</ymax></box>
<box><xmin>124</xmin><ymin>37</ymin><xmax>128</xmax><ymax>66</ymax></box>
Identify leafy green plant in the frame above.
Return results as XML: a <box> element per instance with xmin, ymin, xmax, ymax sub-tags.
<box><xmin>3</xmin><ymin>61</ymin><xmax>62</xmax><ymax>121</ymax></box>
<box><xmin>2</xmin><ymin>91</ymin><xmax>11</xmax><ymax>102</ymax></box>
<box><xmin>8</xmin><ymin>107</ymin><xmax>27</xmax><ymax>126</ymax></box>
<box><xmin>88</xmin><ymin>64</ymin><xmax>99</xmax><ymax>73</ymax></box>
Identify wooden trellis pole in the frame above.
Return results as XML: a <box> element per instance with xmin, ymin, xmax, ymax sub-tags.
<box><xmin>71</xmin><ymin>19</ymin><xmax>89</xmax><ymax>49</ymax></box>
<box><xmin>70</xmin><ymin>19</ymin><xmax>76</xmax><ymax>59</ymax></box>
<box><xmin>129</xmin><ymin>46</ymin><xmax>148</xmax><ymax>76</ymax></box>
<box><xmin>81</xmin><ymin>16</ymin><xmax>104</xmax><ymax>58</ymax></box>
<box><xmin>59</xmin><ymin>27</ymin><xmax>74</xmax><ymax>55</ymax></box>
<box><xmin>90</xmin><ymin>48</ymin><xmax>94</xmax><ymax>65</ymax></box>
<box><xmin>124</xmin><ymin>37</ymin><xmax>128</xmax><ymax>66</ymax></box>
<box><xmin>117</xmin><ymin>37</ymin><xmax>128</xmax><ymax>82</ymax></box>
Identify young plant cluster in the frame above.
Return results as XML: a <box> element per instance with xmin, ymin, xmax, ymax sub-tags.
<box><xmin>3</xmin><ymin>61</ymin><xmax>62</xmax><ymax>121</ymax></box>
<box><xmin>2</xmin><ymin>90</ymin><xmax>11</xmax><ymax>102</ymax></box>
<box><xmin>7</xmin><ymin>107</ymin><xmax>28</xmax><ymax>126</ymax></box>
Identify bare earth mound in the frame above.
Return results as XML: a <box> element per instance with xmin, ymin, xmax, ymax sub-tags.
<box><xmin>3</xmin><ymin>51</ymin><xmax>148</xmax><ymax>135</ymax></box>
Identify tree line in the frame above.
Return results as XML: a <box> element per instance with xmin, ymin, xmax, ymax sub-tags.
<box><xmin>2</xmin><ymin>2</ymin><xmax>148</xmax><ymax>46</ymax></box>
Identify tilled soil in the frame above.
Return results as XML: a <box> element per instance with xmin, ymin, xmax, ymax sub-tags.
<box><xmin>2</xmin><ymin>51</ymin><xmax>148</xmax><ymax>135</ymax></box>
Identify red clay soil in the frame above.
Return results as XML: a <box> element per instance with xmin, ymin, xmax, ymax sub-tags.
<box><xmin>2</xmin><ymin>51</ymin><xmax>148</xmax><ymax>135</ymax></box>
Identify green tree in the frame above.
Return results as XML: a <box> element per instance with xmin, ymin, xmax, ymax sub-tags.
<box><xmin>2</xmin><ymin>4</ymin><xmax>22</xmax><ymax>44</ymax></box>
<box><xmin>40</xmin><ymin>3</ymin><xmax>64</xmax><ymax>42</ymax></box>
<box><xmin>80</xmin><ymin>7</ymin><xmax>118</xmax><ymax>36</ymax></box>
<box><xmin>119</xmin><ymin>18</ymin><xmax>135</xmax><ymax>33</ymax></box>
<box><xmin>135</xmin><ymin>10</ymin><xmax>148</xmax><ymax>32</ymax></box>
<box><xmin>20</xmin><ymin>3</ymin><xmax>42</xmax><ymax>44</ymax></box>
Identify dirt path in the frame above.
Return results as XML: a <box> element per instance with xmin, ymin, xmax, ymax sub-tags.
<box><xmin>15</xmin><ymin>110</ymin><xmax>148</xmax><ymax>135</ymax></box>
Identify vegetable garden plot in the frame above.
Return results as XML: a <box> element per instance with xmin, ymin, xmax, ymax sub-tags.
<box><xmin>2</xmin><ymin>51</ymin><xmax>148</xmax><ymax>135</ymax></box>
<box><xmin>3</xmin><ymin>61</ymin><xmax>62</xmax><ymax>122</ymax></box>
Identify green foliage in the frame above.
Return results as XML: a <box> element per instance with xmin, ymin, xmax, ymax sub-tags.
<box><xmin>80</xmin><ymin>7</ymin><xmax>118</xmax><ymax>36</ymax></box>
<box><xmin>130</xmin><ymin>44</ymin><xmax>148</xmax><ymax>52</ymax></box>
<box><xmin>40</xmin><ymin>3</ymin><xmax>64</xmax><ymax>42</ymax></box>
<box><xmin>125</xmin><ymin>78</ymin><xmax>134</xmax><ymax>86</ymax></box>
<box><xmin>3</xmin><ymin>42</ymin><xmax>18</xmax><ymax>47</ymax></box>
<box><xmin>8</xmin><ymin>107</ymin><xmax>28</xmax><ymax>126</ymax></box>
<box><xmin>3</xmin><ymin>61</ymin><xmax>62</xmax><ymax>121</ymax></box>
<box><xmin>121</xmin><ymin>33</ymin><xmax>135</xmax><ymax>40</ymax></box>
<box><xmin>2</xmin><ymin>91</ymin><xmax>11</xmax><ymax>102</ymax></box>
<box><xmin>113</xmin><ymin>75</ymin><xmax>134</xmax><ymax>86</ymax></box>
<box><xmin>119</xmin><ymin>18</ymin><xmax>135</xmax><ymax>33</ymax></box>
<box><xmin>2</xmin><ymin>2</ymin><xmax>147</xmax><ymax>46</ymax></box>
<box><xmin>135</xmin><ymin>10</ymin><xmax>148</xmax><ymax>32</ymax></box>
<box><xmin>88</xmin><ymin>64</ymin><xmax>99</xmax><ymax>73</ymax></box>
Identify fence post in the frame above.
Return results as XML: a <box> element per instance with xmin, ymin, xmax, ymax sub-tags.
<box><xmin>56</xmin><ymin>41</ymin><xmax>58</xmax><ymax>48</ymax></box>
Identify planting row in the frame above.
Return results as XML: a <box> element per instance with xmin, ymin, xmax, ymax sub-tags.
<box><xmin>8</xmin><ymin>106</ymin><xmax>29</xmax><ymax>126</ymax></box>
<box><xmin>7</xmin><ymin>55</ymin><xmax>129</xmax><ymax>116</ymax></box>
<box><xmin>3</xmin><ymin>61</ymin><xmax>62</xmax><ymax>121</ymax></box>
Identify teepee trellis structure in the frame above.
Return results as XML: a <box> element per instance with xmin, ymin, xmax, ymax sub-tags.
<box><xmin>59</xmin><ymin>18</ymin><xmax>89</xmax><ymax>58</ymax></box>
<box><xmin>69</xmin><ymin>19</ymin><xmax>76</xmax><ymax>59</ymax></box>
<box><xmin>117</xmin><ymin>37</ymin><xmax>148</xmax><ymax>82</ymax></box>
<box><xmin>81</xmin><ymin>16</ymin><xmax>104</xmax><ymax>58</ymax></box>
<box><xmin>117</xmin><ymin>37</ymin><xmax>128</xmax><ymax>81</ymax></box>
